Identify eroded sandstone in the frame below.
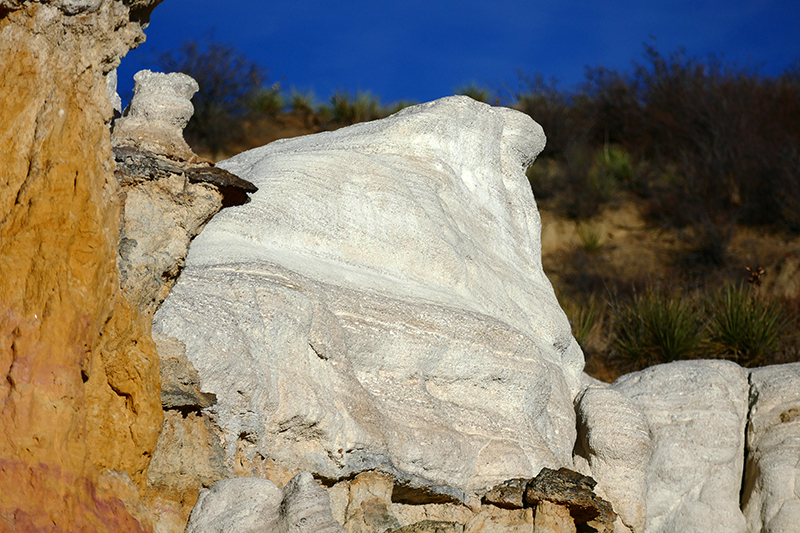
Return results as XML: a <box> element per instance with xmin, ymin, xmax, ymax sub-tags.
<box><xmin>0</xmin><ymin>1</ymin><xmax>164</xmax><ymax>529</ymax></box>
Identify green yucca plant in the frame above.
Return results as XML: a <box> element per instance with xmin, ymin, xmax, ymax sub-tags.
<box><xmin>595</xmin><ymin>145</ymin><xmax>634</xmax><ymax>184</ymax></box>
<box><xmin>610</xmin><ymin>289</ymin><xmax>706</xmax><ymax>372</ymax></box>
<box><xmin>585</xmin><ymin>145</ymin><xmax>634</xmax><ymax>204</ymax></box>
<box><xmin>556</xmin><ymin>290</ymin><xmax>606</xmax><ymax>356</ymax></box>
<box><xmin>570</xmin><ymin>294</ymin><xmax>606</xmax><ymax>351</ymax></box>
<box><xmin>704</xmin><ymin>283</ymin><xmax>795</xmax><ymax>366</ymax></box>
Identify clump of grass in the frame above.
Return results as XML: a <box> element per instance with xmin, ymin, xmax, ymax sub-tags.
<box><xmin>327</xmin><ymin>90</ymin><xmax>385</xmax><ymax>125</ymax></box>
<box><xmin>594</xmin><ymin>145</ymin><xmax>634</xmax><ymax>185</ymax></box>
<box><xmin>609</xmin><ymin>288</ymin><xmax>706</xmax><ymax>372</ymax></box>
<box><xmin>572</xmin><ymin>294</ymin><xmax>607</xmax><ymax>351</ymax></box>
<box><xmin>584</xmin><ymin>145</ymin><xmax>634</xmax><ymax>206</ymax></box>
<box><xmin>455</xmin><ymin>83</ymin><xmax>495</xmax><ymax>103</ymax></box>
<box><xmin>288</xmin><ymin>89</ymin><xmax>317</xmax><ymax>113</ymax></box>
<box><xmin>704</xmin><ymin>283</ymin><xmax>795</xmax><ymax>366</ymax></box>
<box><xmin>248</xmin><ymin>83</ymin><xmax>284</xmax><ymax>116</ymax></box>
<box><xmin>576</xmin><ymin>222</ymin><xmax>604</xmax><ymax>253</ymax></box>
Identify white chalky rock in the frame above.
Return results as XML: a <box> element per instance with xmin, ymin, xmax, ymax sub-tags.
<box><xmin>186</xmin><ymin>473</ymin><xmax>344</xmax><ymax>533</ymax></box>
<box><xmin>154</xmin><ymin>96</ymin><xmax>582</xmax><ymax>496</ymax></box>
<box><xmin>742</xmin><ymin>363</ymin><xmax>800</xmax><ymax>533</ymax></box>
<box><xmin>575</xmin><ymin>385</ymin><xmax>651</xmax><ymax>533</ymax></box>
<box><xmin>612</xmin><ymin>360</ymin><xmax>748</xmax><ymax>533</ymax></box>
<box><xmin>112</xmin><ymin>69</ymin><xmax>199</xmax><ymax>160</ymax></box>
<box><xmin>185</xmin><ymin>477</ymin><xmax>282</xmax><ymax>533</ymax></box>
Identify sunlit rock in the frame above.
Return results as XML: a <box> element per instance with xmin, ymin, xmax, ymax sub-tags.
<box><xmin>154</xmin><ymin>96</ymin><xmax>582</xmax><ymax>500</ymax></box>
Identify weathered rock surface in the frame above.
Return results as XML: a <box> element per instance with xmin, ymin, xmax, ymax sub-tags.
<box><xmin>742</xmin><ymin>363</ymin><xmax>800</xmax><ymax>533</ymax></box>
<box><xmin>185</xmin><ymin>473</ymin><xmax>345</xmax><ymax>533</ymax></box>
<box><xmin>0</xmin><ymin>0</ymin><xmax>164</xmax><ymax>529</ymax></box>
<box><xmin>612</xmin><ymin>360</ymin><xmax>749</xmax><ymax>533</ymax></box>
<box><xmin>155</xmin><ymin>333</ymin><xmax>217</xmax><ymax>411</ymax></box>
<box><xmin>532</xmin><ymin>500</ymin><xmax>575</xmax><ymax>533</ymax></box>
<box><xmin>482</xmin><ymin>478</ymin><xmax>528</xmax><ymax>509</ymax></box>
<box><xmin>184</xmin><ymin>477</ymin><xmax>283</xmax><ymax>533</ymax></box>
<box><xmin>524</xmin><ymin>467</ymin><xmax>615</xmax><ymax>530</ymax></box>
<box><xmin>112</xmin><ymin>70</ymin><xmax>257</xmax><ymax>317</ymax></box>
<box><xmin>113</xmin><ymin>69</ymin><xmax>200</xmax><ymax>162</ymax></box>
<box><xmin>574</xmin><ymin>385</ymin><xmax>651</xmax><ymax>533</ymax></box>
<box><xmin>331</xmin><ymin>470</ymin><xmax>401</xmax><ymax>533</ymax></box>
<box><xmin>108</xmin><ymin>70</ymin><xmax>257</xmax><ymax>531</ymax></box>
<box><xmin>153</xmin><ymin>96</ymin><xmax>582</xmax><ymax>499</ymax></box>
<box><xmin>387</xmin><ymin>520</ymin><xmax>465</xmax><ymax>533</ymax></box>
<box><xmin>481</xmin><ymin>467</ymin><xmax>615</xmax><ymax>531</ymax></box>
<box><xmin>326</xmin><ymin>471</ymin><xmax>538</xmax><ymax>533</ymax></box>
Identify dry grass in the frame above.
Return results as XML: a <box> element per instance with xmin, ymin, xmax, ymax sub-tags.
<box><xmin>545</xmin><ymin>199</ymin><xmax>800</xmax><ymax>382</ymax></box>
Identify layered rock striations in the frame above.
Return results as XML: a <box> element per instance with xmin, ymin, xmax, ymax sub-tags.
<box><xmin>151</xmin><ymin>95</ymin><xmax>800</xmax><ymax>533</ymax></box>
<box><xmin>5</xmin><ymin>3</ymin><xmax>799</xmax><ymax>527</ymax></box>
<box><xmin>153</xmin><ymin>96</ymin><xmax>583</xmax><ymax>503</ymax></box>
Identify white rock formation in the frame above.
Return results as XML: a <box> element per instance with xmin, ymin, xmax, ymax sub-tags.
<box><xmin>612</xmin><ymin>360</ymin><xmax>749</xmax><ymax>533</ymax></box>
<box><xmin>186</xmin><ymin>473</ymin><xmax>344</xmax><ymax>533</ymax></box>
<box><xmin>742</xmin><ymin>363</ymin><xmax>800</xmax><ymax>533</ymax></box>
<box><xmin>153</xmin><ymin>96</ymin><xmax>582</xmax><ymax>497</ymax></box>
<box><xmin>574</xmin><ymin>385</ymin><xmax>651</xmax><ymax>533</ymax></box>
<box><xmin>112</xmin><ymin>69</ymin><xmax>199</xmax><ymax>161</ymax></box>
<box><xmin>106</xmin><ymin>68</ymin><xmax>122</xmax><ymax>116</ymax></box>
<box><xmin>185</xmin><ymin>477</ymin><xmax>283</xmax><ymax>533</ymax></box>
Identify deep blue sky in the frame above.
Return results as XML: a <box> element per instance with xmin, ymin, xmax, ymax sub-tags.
<box><xmin>117</xmin><ymin>0</ymin><xmax>800</xmax><ymax>106</ymax></box>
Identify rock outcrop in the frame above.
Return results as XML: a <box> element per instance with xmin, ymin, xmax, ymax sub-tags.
<box><xmin>0</xmin><ymin>1</ymin><xmax>165</xmax><ymax>529</ymax></box>
<box><xmin>112</xmin><ymin>69</ymin><xmax>257</xmax><ymax>317</ymax></box>
<box><xmin>185</xmin><ymin>473</ymin><xmax>345</xmax><ymax>533</ymax></box>
<box><xmin>0</xmin><ymin>1</ymin><xmax>258</xmax><ymax>528</ymax></box>
<box><xmin>153</xmin><ymin>96</ymin><xmax>582</xmax><ymax>505</ymax></box>
<box><xmin>574</xmin><ymin>385</ymin><xmax>651</xmax><ymax>533</ymax></box>
<box><xmin>113</xmin><ymin>69</ymin><xmax>200</xmax><ymax>162</ymax></box>
<box><xmin>482</xmin><ymin>467</ymin><xmax>616</xmax><ymax>532</ymax></box>
<box><xmin>742</xmin><ymin>363</ymin><xmax>800</xmax><ymax>533</ymax></box>
<box><xmin>612</xmin><ymin>360</ymin><xmax>749</xmax><ymax>533</ymax></box>
<box><xmin>110</xmin><ymin>69</ymin><xmax>257</xmax><ymax>529</ymax></box>
<box><xmin>524</xmin><ymin>467</ymin><xmax>615</xmax><ymax>531</ymax></box>
<box><xmin>7</xmin><ymin>3</ymin><xmax>800</xmax><ymax>528</ymax></box>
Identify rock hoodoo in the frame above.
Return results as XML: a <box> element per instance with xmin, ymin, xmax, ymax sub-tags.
<box><xmin>113</xmin><ymin>69</ymin><xmax>201</xmax><ymax>163</ymax></box>
<box><xmin>112</xmin><ymin>69</ymin><xmax>257</xmax><ymax>317</ymax></box>
<box><xmin>110</xmin><ymin>68</ymin><xmax>257</xmax><ymax>530</ymax></box>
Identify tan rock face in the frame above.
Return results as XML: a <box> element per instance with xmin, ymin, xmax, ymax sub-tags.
<box><xmin>0</xmin><ymin>1</ymin><xmax>163</xmax><ymax>529</ymax></box>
